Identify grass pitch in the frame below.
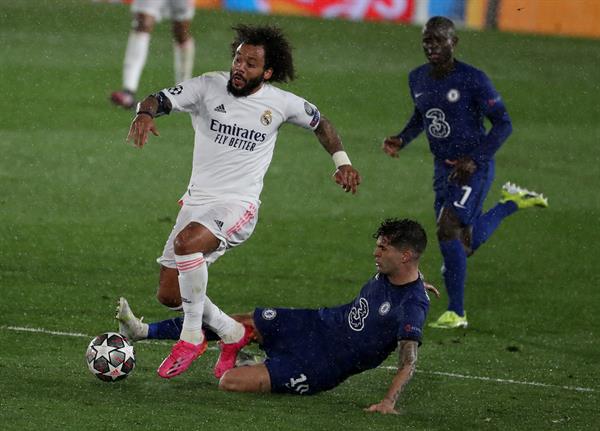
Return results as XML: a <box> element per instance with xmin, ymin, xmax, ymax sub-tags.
<box><xmin>1</xmin><ymin>1</ymin><xmax>599</xmax><ymax>429</ymax></box>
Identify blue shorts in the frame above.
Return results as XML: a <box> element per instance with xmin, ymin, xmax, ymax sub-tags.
<box><xmin>433</xmin><ymin>159</ymin><xmax>495</xmax><ymax>225</ymax></box>
<box><xmin>254</xmin><ymin>308</ymin><xmax>345</xmax><ymax>395</ymax></box>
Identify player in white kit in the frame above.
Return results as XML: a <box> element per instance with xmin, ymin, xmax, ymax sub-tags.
<box><xmin>126</xmin><ymin>25</ymin><xmax>362</xmax><ymax>379</ymax></box>
<box><xmin>111</xmin><ymin>0</ymin><xmax>196</xmax><ymax>109</ymax></box>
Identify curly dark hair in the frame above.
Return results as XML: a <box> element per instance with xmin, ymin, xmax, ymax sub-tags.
<box><xmin>230</xmin><ymin>24</ymin><xmax>295</xmax><ymax>83</ymax></box>
<box><xmin>373</xmin><ymin>218</ymin><xmax>427</xmax><ymax>256</ymax></box>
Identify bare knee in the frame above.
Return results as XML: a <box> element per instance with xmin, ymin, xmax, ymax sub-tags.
<box><xmin>218</xmin><ymin>373</ymin><xmax>238</xmax><ymax>392</ymax></box>
<box><xmin>133</xmin><ymin>13</ymin><xmax>155</xmax><ymax>33</ymax></box>
<box><xmin>172</xmin><ymin>20</ymin><xmax>191</xmax><ymax>44</ymax></box>
<box><xmin>218</xmin><ymin>365</ymin><xmax>271</xmax><ymax>393</ymax></box>
<box><xmin>174</xmin><ymin>222</ymin><xmax>220</xmax><ymax>256</ymax></box>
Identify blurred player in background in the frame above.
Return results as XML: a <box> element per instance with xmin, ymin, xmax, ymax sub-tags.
<box><xmin>117</xmin><ymin>218</ymin><xmax>435</xmax><ymax>415</ymax></box>
<box><xmin>125</xmin><ymin>25</ymin><xmax>361</xmax><ymax>379</ymax></box>
<box><xmin>111</xmin><ymin>0</ymin><xmax>196</xmax><ymax>109</ymax></box>
<box><xmin>382</xmin><ymin>17</ymin><xmax>548</xmax><ymax>329</ymax></box>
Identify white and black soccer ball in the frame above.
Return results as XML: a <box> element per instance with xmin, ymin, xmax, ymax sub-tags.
<box><xmin>85</xmin><ymin>332</ymin><xmax>135</xmax><ymax>382</ymax></box>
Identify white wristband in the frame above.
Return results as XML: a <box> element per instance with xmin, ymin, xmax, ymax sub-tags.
<box><xmin>332</xmin><ymin>151</ymin><xmax>352</xmax><ymax>169</ymax></box>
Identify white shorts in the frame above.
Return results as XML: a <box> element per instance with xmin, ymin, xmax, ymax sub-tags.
<box><xmin>132</xmin><ymin>0</ymin><xmax>195</xmax><ymax>22</ymax></box>
<box><xmin>157</xmin><ymin>200</ymin><xmax>259</xmax><ymax>269</ymax></box>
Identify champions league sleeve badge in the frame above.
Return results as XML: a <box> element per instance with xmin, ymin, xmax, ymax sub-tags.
<box><xmin>304</xmin><ymin>101</ymin><xmax>314</xmax><ymax>116</ymax></box>
<box><xmin>304</xmin><ymin>101</ymin><xmax>320</xmax><ymax>127</ymax></box>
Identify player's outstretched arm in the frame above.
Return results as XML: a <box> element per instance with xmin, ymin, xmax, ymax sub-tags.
<box><xmin>314</xmin><ymin>116</ymin><xmax>361</xmax><ymax>194</ymax></box>
<box><xmin>364</xmin><ymin>340</ymin><xmax>418</xmax><ymax>415</ymax></box>
<box><xmin>126</xmin><ymin>96</ymin><xmax>161</xmax><ymax>148</ymax></box>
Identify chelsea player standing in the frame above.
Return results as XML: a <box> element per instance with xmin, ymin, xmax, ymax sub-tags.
<box><xmin>382</xmin><ymin>17</ymin><xmax>548</xmax><ymax>329</ymax></box>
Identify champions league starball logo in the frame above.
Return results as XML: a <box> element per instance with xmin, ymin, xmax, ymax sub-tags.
<box><xmin>168</xmin><ymin>85</ymin><xmax>183</xmax><ymax>95</ymax></box>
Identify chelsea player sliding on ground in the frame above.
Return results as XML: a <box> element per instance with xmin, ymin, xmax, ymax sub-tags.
<box><xmin>116</xmin><ymin>218</ymin><xmax>439</xmax><ymax>415</ymax></box>
<box><xmin>382</xmin><ymin>17</ymin><xmax>548</xmax><ymax>329</ymax></box>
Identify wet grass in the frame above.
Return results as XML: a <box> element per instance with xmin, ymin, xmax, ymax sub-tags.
<box><xmin>1</xmin><ymin>1</ymin><xmax>599</xmax><ymax>430</ymax></box>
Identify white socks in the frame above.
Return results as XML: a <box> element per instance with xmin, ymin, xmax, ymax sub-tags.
<box><xmin>174</xmin><ymin>38</ymin><xmax>195</xmax><ymax>83</ymax></box>
<box><xmin>123</xmin><ymin>31</ymin><xmax>150</xmax><ymax>93</ymax></box>
<box><xmin>203</xmin><ymin>295</ymin><xmax>245</xmax><ymax>344</ymax></box>
<box><xmin>175</xmin><ymin>252</ymin><xmax>207</xmax><ymax>345</ymax></box>
<box><xmin>123</xmin><ymin>32</ymin><xmax>194</xmax><ymax>92</ymax></box>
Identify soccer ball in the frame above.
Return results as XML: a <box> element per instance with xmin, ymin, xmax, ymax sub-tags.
<box><xmin>85</xmin><ymin>332</ymin><xmax>135</xmax><ymax>382</ymax></box>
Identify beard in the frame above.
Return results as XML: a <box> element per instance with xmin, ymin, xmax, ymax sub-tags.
<box><xmin>227</xmin><ymin>71</ymin><xmax>264</xmax><ymax>97</ymax></box>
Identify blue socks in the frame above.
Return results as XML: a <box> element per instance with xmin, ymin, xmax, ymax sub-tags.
<box><xmin>471</xmin><ymin>201</ymin><xmax>517</xmax><ymax>251</ymax></box>
<box><xmin>148</xmin><ymin>317</ymin><xmax>184</xmax><ymax>340</ymax></box>
<box><xmin>440</xmin><ymin>239</ymin><xmax>467</xmax><ymax>316</ymax></box>
<box><xmin>440</xmin><ymin>201</ymin><xmax>518</xmax><ymax>316</ymax></box>
<box><xmin>147</xmin><ymin>316</ymin><xmax>219</xmax><ymax>341</ymax></box>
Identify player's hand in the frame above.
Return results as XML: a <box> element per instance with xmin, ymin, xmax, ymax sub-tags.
<box><xmin>446</xmin><ymin>157</ymin><xmax>476</xmax><ymax>185</ymax></box>
<box><xmin>382</xmin><ymin>136</ymin><xmax>403</xmax><ymax>158</ymax></box>
<box><xmin>333</xmin><ymin>165</ymin><xmax>361</xmax><ymax>194</ymax></box>
<box><xmin>423</xmin><ymin>281</ymin><xmax>440</xmax><ymax>298</ymax></box>
<box><xmin>126</xmin><ymin>114</ymin><xmax>160</xmax><ymax>148</ymax></box>
<box><xmin>364</xmin><ymin>399</ymin><xmax>400</xmax><ymax>415</ymax></box>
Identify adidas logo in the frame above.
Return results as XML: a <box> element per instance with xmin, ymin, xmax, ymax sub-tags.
<box><xmin>214</xmin><ymin>219</ymin><xmax>224</xmax><ymax>229</ymax></box>
<box><xmin>214</xmin><ymin>104</ymin><xmax>226</xmax><ymax>113</ymax></box>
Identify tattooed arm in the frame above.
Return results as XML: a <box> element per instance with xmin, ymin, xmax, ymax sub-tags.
<box><xmin>364</xmin><ymin>340</ymin><xmax>419</xmax><ymax>415</ymax></box>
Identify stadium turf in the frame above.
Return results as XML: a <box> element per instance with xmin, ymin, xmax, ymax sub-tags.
<box><xmin>1</xmin><ymin>1</ymin><xmax>599</xmax><ymax>429</ymax></box>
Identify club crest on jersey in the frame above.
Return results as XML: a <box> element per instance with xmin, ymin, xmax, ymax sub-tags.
<box><xmin>447</xmin><ymin>89</ymin><xmax>460</xmax><ymax>102</ymax></box>
<box><xmin>348</xmin><ymin>297</ymin><xmax>369</xmax><ymax>331</ymax></box>
<box><xmin>379</xmin><ymin>301</ymin><xmax>391</xmax><ymax>316</ymax></box>
<box><xmin>168</xmin><ymin>85</ymin><xmax>183</xmax><ymax>95</ymax></box>
<box><xmin>260</xmin><ymin>110</ymin><xmax>272</xmax><ymax>126</ymax></box>
<box><xmin>262</xmin><ymin>308</ymin><xmax>277</xmax><ymax>320</ymax></box>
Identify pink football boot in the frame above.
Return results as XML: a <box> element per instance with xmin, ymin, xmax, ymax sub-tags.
<box><xmin>214</xmin><ymin>325</ymin><xmax>254</xmax><ymax>378</ymax></box>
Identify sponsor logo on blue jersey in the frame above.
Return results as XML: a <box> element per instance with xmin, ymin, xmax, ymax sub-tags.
<box><xmin>348</xmin><ymin>297</ymin><xmax>369</xmax><ymax>331</ymax></box>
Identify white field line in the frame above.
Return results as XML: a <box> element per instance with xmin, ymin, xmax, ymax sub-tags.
<box><xmin>2</xmin><ymin>325</ymin><xmax>217</xmax><ymax>350</ymax></box>
<box><xmin>3</xmin><ymin>325</ymin><xmax>596</xmax><ymax>393</ymax></box>
<box><xmin>381</xmin><ymin>366</ymin><xmax>595</xmax><ymax>393</ymax></box>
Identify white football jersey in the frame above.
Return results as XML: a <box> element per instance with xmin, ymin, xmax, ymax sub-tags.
<box><xmin>161</xmin><ymin>71</ymin><xmax>321</xmax><ymax>205</ymax></box>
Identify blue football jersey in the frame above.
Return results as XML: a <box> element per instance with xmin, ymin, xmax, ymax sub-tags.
<box><xmin>398</xmin><ymin>60</ymin><xmax>512</xmax><ymax>164</ymax></box>
<box><xmin>317</xmin><ymin>274</ymin><xmax>429</xmax><ymax>376</ymax></box>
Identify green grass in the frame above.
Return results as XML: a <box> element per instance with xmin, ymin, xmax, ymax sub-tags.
<box><xmin>1</xmin><ymin>1</ymin><xmax>599</xmax><ymax>429</ymax></box>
